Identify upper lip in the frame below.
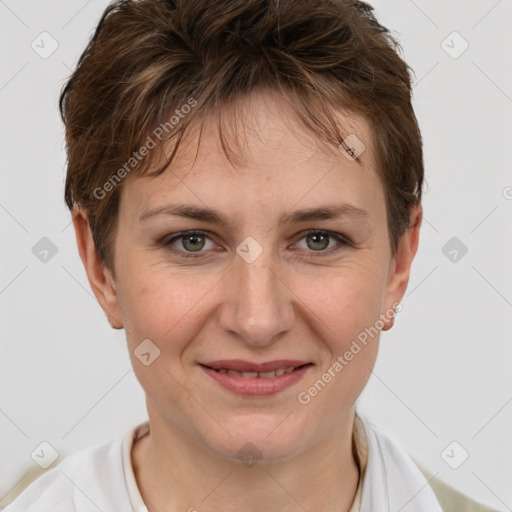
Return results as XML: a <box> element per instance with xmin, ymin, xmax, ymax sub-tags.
<box><xmin>201</xmin><ymin>359</ymin><xmax>311</xmax><ymax>373</ymax></box>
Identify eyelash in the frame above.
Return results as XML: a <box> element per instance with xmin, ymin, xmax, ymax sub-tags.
<box><xmin>162</xmin><ymin>229</ymin><xmax>351</xmax><ymax>259</ymax></box>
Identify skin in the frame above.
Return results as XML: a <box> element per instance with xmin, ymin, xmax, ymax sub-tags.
<box><xmin>73</xmin><ymin>89</ymin><xmax>422</xmax><ymax>512</ymax></box>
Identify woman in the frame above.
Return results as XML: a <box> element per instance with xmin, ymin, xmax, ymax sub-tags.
<box><xmin>4</xmin><ymin>0</ymin><xmax>503</xmax><ymax>510</ymax></box>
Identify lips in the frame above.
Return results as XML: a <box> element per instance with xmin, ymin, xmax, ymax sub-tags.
<box><xmin>199</xmin><ymin>360</ymin><xmax>313</xmax><ymax>396</ymax></box>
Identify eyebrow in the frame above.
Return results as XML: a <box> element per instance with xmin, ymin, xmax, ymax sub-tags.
<box><xmin>138</xmin><ymin>203</ymin><xmax>370</xmax><ymax>227</ymax></box>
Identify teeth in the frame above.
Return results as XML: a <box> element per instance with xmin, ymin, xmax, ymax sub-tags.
<box><xmin>214</xmin><ymin>366</ymin><xmax>297</xmax><ymax>377</ymax></box>
<box><xmin>242</xmin><ymin>371</ymin><xmax>259</xmax><ymax>378</ymax></box>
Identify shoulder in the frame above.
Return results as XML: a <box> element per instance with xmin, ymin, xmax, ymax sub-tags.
<box><xmin>1</xmin><ymin>465</ymin><xmax>73</xmax><ymax>512</ymax></box>
<box><xmin>354</xmin><ymin>413</ymin><xmax>505</xmax><ymax>512</ymax></box>
<box><xmin>411</xmin><ymin>457</ymin><xmax>504</xmax><ymax>512</ymax></box>
<box><xmin>2</xmin><ymin>438</ymin><xmax>132</xmax><ymax>512</ymax></box>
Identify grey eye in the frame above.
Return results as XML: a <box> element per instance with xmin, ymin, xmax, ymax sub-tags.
<box><xmin>295</xmin><ymin>231</ymin><xmax>344</xmax><ymax>252</ymax></box>
<box><xmin>167</xmin><ymin>232</ymin><xmax>215</xmax><ymax>253</ymax></box>
<box><xmin>180</xmin><ymin>234</ymin><xmax>206</xmax><ymax>252</ymax></box>
<box><xmin>304</xmin><ymin>232</ymin><xmax>330</xmax><ymax>251</ymax></box>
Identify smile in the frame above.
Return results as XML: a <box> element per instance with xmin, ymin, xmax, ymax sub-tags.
<box><xmin>199</xmin><ymin>361</ymin><xmax>313</xmax><ymax>396</ymax></box>
<box><xmin>211</xmin><ymin>366</ymin><xmax>299</xmax><ymax>378</ymax></box>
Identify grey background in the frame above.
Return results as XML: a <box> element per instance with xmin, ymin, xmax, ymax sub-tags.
<box><xmin>1</xmin><ymin>0</ymin><xmax>511</xmax><ymax>509</ymax></box>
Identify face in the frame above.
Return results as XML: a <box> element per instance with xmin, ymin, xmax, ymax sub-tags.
<box><xmin>81</xmin><ymin>89</ymin><xmax>419</xmax><ymax>463</ymax></box>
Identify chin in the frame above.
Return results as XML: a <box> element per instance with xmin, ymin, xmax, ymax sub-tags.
<box><xmin>202</xmin><ymin>414</ymin><xmax>312</xmax><ymax>465</ymax></box>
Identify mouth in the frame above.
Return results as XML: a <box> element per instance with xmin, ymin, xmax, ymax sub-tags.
<box><xmin>202</xmin><ymin>364</ymin><xmax>310</xmax><ymax>378</ymax></box>
<box><xmin>199</xmin><ymin>360</ymin><xmax>313</xmax><ymax>396</ymax></box>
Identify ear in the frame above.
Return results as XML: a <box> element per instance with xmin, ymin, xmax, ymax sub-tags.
<box><xmin>381</xmin><ymin>203</ymin><xmax>422</xmax><ymax>331</ymax></box>
<box><xmin>72</xmin><ymin>207</ymin><xmax>123</xmax><ymax>329</ymax></box>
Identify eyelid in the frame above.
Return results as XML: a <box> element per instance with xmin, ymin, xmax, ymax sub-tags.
<box><xmin>290</xmin><ymin>229</ymin><xmax>351</xmax><ymax>257</ymax></box>
<box><xmin>296</xmin><ymin>229</ymin><xmax>351</xmax><ymax>247</ymax></box>
<box><xmin>162</xmin><ymin>229</ymin><xmax>351</xmax><ymax>258</ymax></box>
<box><xmin>162</xmin><ymin>230</ymin><xmax>219</xmax><ymax>257</ymax></box>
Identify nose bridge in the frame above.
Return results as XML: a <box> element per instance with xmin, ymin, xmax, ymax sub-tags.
<box><xmin>219</xmin><ymin>241</ymin><xmax>295</xmax><ymax>346</ymax></box>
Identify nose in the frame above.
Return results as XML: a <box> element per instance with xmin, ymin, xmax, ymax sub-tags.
<box><xmin>218</xmin><ymin>249</ymin><xmax>295</xmax><ymax>347</ymax></box>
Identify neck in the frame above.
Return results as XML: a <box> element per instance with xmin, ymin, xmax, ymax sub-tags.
<box><xmin>132</xmin><ymin>408</ymin><xmax>360</xmax><ymax>512</ymax></box>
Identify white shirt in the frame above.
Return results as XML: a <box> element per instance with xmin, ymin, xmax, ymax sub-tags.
<box><xmin>2</xmin><ymin>412</ymin><xmax>442</xmax><ymax>512</ymax></box>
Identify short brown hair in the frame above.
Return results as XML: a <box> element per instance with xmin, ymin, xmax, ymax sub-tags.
<box><xmin>59</xmin><ymin>0</ymin><xmax>424</xmax><ymax>273</ymax></box>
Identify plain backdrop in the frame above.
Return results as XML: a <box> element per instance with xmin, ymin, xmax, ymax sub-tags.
<box><xmin>1</xmin><ymin>0</ymin><xmax>511</xmax><ymax>510</ymax></box>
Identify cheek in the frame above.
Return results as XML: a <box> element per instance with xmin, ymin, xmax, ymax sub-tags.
<box><xmin>119</xmin><ymin>248</ymin><xmax>387</xmax><ymax>356</ymax></box>
<box><xmin>293</xmin><ymin>259</ymin><xmax>386</xmax><ymax>401</ymax></box>
<box><xmin>117</xmin><ymin>260</ymin><xmax>222</xmax><ymax>352</ymax></box>
<box><xmin>290</xmin><ymin>266</ymin><xmax>383</xmax><ymax>436</ymax></box>
<box><xmin>298</xmin><ymin>259</ymin><xmax>387</xmax><ymax>343</ymax></box>
<box><xmin>117</xmin><ymin>265</ymin><xmax>219</xmax><ymax>414</ymax></box>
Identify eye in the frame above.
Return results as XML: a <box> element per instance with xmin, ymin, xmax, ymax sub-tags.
<box><xmin>163</xmin><ymin>230</ymin><xmax>217</xmax><ymax>257</ymax></box>
<box><xmin>162</xmin><ymin>229</ymin><xmax>351</xmax><ymax>259</ymax></box>
<box><xmin>293</xmin><ymin>229</ymin><xmax>350</xmax><ymax>256</ymax></box>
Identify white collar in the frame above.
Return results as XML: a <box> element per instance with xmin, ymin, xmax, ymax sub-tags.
<box><xmin>356</xmin><ymin>412</ymin><xmax>443</xmax><ymax>512</ymax></box>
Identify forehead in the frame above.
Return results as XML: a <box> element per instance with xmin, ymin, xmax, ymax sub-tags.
<box><xmin>120</xmin><ymin>89</ymin><xmax>384</xmax><ymax>226</ymax></box>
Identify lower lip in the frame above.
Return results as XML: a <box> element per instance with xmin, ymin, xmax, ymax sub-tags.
<box><xmin>200</xmin><ymin>365</ymin><xmax>311</xmax><ymax>396</ymax></box>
